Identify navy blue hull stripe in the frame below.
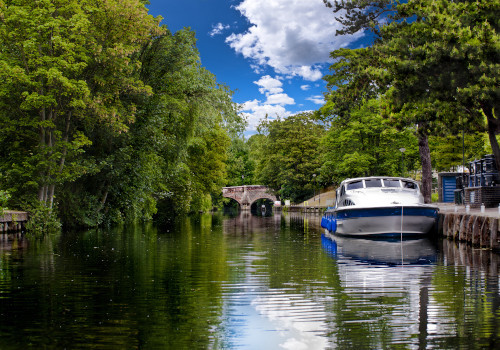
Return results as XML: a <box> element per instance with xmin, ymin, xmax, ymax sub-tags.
<box><xmin>332</xmin><ymin>207</ymin><xmax>438</xmax><ymax>219</ymax></box>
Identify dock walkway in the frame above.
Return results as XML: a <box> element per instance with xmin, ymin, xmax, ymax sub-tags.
<box><xmin>0</xmin><ymin>210</ymin><xmax>28</xmax><ymax>232</ymax></box>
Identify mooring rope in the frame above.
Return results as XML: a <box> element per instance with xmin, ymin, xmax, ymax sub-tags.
<box><xmin>400</xmin><ymin>205</ymin><xmax>404</xmax><ymax>266</ymax></box>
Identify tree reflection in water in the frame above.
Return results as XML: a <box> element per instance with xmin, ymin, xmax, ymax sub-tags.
<box><xmin>0</xmin><ymin>213</ymin><xmax>498</xmax><ymax>348</ymax></box>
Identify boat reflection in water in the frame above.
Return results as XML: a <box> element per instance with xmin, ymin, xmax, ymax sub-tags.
<box><xmin>321</xmin><ymin>231</ymin><xmax>437</xmax><ymax>266</ymax></box>
<box><xmin>321</xmin><ymin>232</ymin><xmax>439</xmax><ymax>348</ymax></box>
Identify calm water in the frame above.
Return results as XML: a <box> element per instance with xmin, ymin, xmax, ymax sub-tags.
<box><xmin>0</xmin><ymin>212</ymin><xmax>499</xmax><ymax>349</ymax></box>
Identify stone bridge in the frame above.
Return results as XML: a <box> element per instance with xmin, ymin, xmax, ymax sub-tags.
<box><xmin>222</xmin><ymin>185</ymin><xmax>277</xmax><ymax>210</ymax></box>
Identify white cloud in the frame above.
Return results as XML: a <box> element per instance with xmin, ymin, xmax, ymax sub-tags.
<box><xmin>241</xmin><ymin>75</ymin><xmax>297</xmax><ymax>133</ymax></box>
<box><xmin>254</xmin><ymin>75</ymin><xmax>283</xmax><ymax>95</ymax></box>
<box><xmin>210</xmin><ymin>22</ymin><xmax>230</xmax><ymax>37</ymax></box>
<box><xmin>227</xmin><ymin>0</ymin><xmax>363</xmax><ymax>81</ymax></box>
<box><xmin>240</xmin><ymin>100</ymin><xmax>292</xmax><ymax>132</ymax></box>
<box><xmin>266</xmin><ymin>93</ymin><xmax>295</xmax><ymax>105</ymax></box>
<box><xmin>306</xmin><ymin>95</ymin><xmax>325</xmax><ymax>105</ymax></box>
<box><xmin>300</xmin><ymin>85</ymin><xmax>311</xmax><ymax>91</ymax></box>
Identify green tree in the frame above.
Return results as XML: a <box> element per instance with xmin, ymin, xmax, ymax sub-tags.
<box><xmin>323</xmin><ymin>0</ymin><xmax>396</xmax><ymax>36</ymax></box>
<box><xmin>59</xmin><ymin>28</ymin><xmax>242</xmax><ymax>226</ymax></box>
<box><xmin>322</xmin><ymin>0</ymin><xmax>498</xmax><ymax>202</ymax></box>
<box><xmin>1</xmin><ymin>2</ymin><xmax>243</xmax><ymax>228</ymax></box>
<box><xmin>321</xmin><ymin>98</ymin><xmax>419</xmax><ymax>183</ymax></box>
<box><xmin>225</xmin><ymin>137</ymin><xmax>255</xmax><ymax>186</ymax></box>
<box><xmin>376</xmin><ymin>0</ymin><xmax>495</xmax><ymax>200</ymax></box>
<box><xmin>255</xmin><ymin>113</ymin><xmax>325</xmax><ymax>203</ymax></box>
<box><xmin>429</xmin><ymin>133</ymin><xmax>488</xmax><ymax>172</ymax></box>
<box><xmin>0</xmin><ymin>0</ymin><xmax>161</xmax><ymax>211</ymax></box>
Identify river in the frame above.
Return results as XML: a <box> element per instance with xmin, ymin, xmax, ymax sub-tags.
<box><xmin>0</xmin><ymin>212</ymin><xmax>499</xmax><ymax>349</ymax></box>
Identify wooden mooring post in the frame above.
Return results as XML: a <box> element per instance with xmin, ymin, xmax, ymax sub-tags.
<box><xmin>438</xmin><ymin>204</ymin><xmax>500</xmax><ymax>251</ymax></box>
<box><xmin>0</xmin><ymin>210</ymin><xmax>28</xmax><ymax>233</ymax></box>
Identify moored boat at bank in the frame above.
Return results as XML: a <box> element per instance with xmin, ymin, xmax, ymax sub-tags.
<box><xmin>321</xmin><ymin>177</ymin><xmax>439</xmax><ymax>237</ymax></box>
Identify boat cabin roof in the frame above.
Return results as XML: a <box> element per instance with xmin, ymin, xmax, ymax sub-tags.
<box><xmin>339</xmin><ymin>177</ymin><xmax>419</xmax><ymax>191</ymax></box>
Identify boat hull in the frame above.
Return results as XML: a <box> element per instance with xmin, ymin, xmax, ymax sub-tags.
<box><xmin>328</xmin><ymin>206</ymin><xmax>438</xmax><ymax>237</ymax></box>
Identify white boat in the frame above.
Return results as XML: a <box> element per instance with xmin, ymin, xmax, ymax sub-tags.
<box><xmin>321</xmin><ymin>177</ymin><xmax>439</xmax><ymax>237</ymax></box>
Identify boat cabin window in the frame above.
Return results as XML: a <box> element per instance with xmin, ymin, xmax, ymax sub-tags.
<box><xmin>383</xmin><ymin>179</ymin><xmax>400</xmax><ymax>187</ymax></box>
<box><xmin>364</xmin><ymin>179</ymin><xmax>382</xmax><ymax>188</ymax></box>
<box><xmin>346</xmin><ymin>180</ymin><xmax>363</xmax><ymax>190</ymax></box>
<box><xmin>401</xmin><ymin>180</ymin><xmax>417</xmax><ymax>189</ymax></box>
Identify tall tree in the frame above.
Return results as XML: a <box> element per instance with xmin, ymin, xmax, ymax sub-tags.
<box><xmin>0</xmin><ymin>0</ymin><xmax>161</xmax><ymax>210</ymax></box>
<box><xmin>323</xmin><ymin>0</ymin><xmax>397</xmax><ymax>36</ymax></box>
<box><xmin>59</xmin><ymin>28</ymin><xmax>242</xmax><ymax>226</ymax></box>
<box><xmin>321</xmin><ymin>98</ymin><xmax>419</xmax><ymax>183</ymax></box>
<box><xmin>255</xmin><ymin>112</ymin><xmax>325</xmax><ymax>203</ymax></box>
<box><xmin>322</xmin><ymin>0</ymin><xmax>498</xmax><ymax>202</ymax></box>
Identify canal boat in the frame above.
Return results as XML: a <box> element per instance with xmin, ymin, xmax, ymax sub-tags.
<box><xmin>321</xmin><ymin>177</ymin><xmax>438</xmax><ymax>237</ymax></box>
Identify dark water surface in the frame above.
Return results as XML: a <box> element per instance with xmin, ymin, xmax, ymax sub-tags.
<box><xmin>0</xmin><ymin>212</ymin><xmax>499</xmax><ymax>349</ymax></box>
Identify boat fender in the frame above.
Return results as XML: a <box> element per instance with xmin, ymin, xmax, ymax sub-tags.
<box><xmin>328</xmin><ymin>218</ymin><xmax>337</xmax><ymax>233</ymax></box>
<box><xmin>321</xmin><ymin>217</ymin><xmax>328</xmax><ymax>229</ymax></box>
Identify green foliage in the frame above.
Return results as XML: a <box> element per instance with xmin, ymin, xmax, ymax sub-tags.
<box><xmin>225</xmin><ymin>137</ymin><xmax>255</xmax><ymax>186</ymax></box>
<box><xmin>0</xmin><ymin>0</ymin><xmax>163</xmax><ymax>211</ymax></box>
<box><xmin>255</xmin><ymin>112</ymin><xmax>326</xmax><ymax>203</ymax></box>
<box><xmin>25</xmin><ymin>203</ymin><xmax>61</xmax><ymax>237</ymax></box>
<box><xmin>323</xmin><ymin>0</ymin><xmax>397</xmax><ymax>35</ymax></box>
<box><xmin>321</xmin><ymin>98</ymin><xmax>419</xmax><ymax>183</ymax></box>
<box><xmin>0</xmin><ymin>2</ymin><xmax>243</xmax><ymax>229</ymax></box>
<box><xmin>429</xmin><ymin>133</ymin><xmax>489</xmax><ymax>171</ymax></box>
<box><xmin>321</xmin><ymin>0</ymin><xmax>498</xmax><ymax>202</ymax></box>
<box><xmin>431</xmin><ymin>192</ymin><xmax>439</xmax><ymax>203</ymax></box>
<box><xmin>0</xmin><ymin>188</ymin><xmax>10</xmax><ymax>215</ymax></box>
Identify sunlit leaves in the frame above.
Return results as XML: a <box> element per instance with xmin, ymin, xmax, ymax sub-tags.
<box><xmin>255</xmin><ymin>112</ymin><xmax>325</xmax><ymax>203</ymax></box>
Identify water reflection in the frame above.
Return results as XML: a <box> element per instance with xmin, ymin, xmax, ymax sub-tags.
<box><xmin>321</xmin><ymin>232</ymin><xmax>438</xmax><ymax>348</ymax></box>
<box><xmin>321</xmin><ymin>232</ymin><xmax>437</xmax><ymax>265</ymax></box>
<box><xmin>0</xmin><ymin>214</ymin><xmax>498</xmax><ymax>349</ymax></box>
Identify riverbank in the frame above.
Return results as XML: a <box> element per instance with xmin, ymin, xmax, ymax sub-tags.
<box><xmin>438</xmin><ymin>203</ymin><xmax>500</xmax><ymax>251</ymax></box>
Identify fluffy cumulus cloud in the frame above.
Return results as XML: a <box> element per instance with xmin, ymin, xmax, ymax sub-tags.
<box><xmin>240</xmin><ymin>99</ymin><xmax>292</xmax><ymax>132</ymax></box>
<box><xmin>226</xmin><ymin>0</ymin><xmax>363</xmax><ymax>81</ymax></box>
<box><xmin>241</xmin><ymin>75</ymin><xmax>318</xmax><ymax>134</ymax></box>
<box><xmin>253</xmin><ymin>76</ymin><xmax>295</xmax><ymax>105</ymax></box>
<box><xmin>254</xmin><ymin>75</ymin><xmax>284</xmax><ymax>95</ymax></box>
<box><xmin>240</xmin><ymin>76</ymin><xmax>296</xmax><ymax>132</ymax></box>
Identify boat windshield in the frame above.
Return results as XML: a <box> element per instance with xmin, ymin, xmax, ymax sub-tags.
<box><xmin>402</xmin><ymin>180</ymin><xmax>417</xmax><ymax>189</ymax></box>
<box><xmin>383</xmin><ymin>179</ymin><xmax>401</xmax><ymax>187</ymax></box>
<box><xmin>346</xmin><ymin>180</ymin><xmax>363</xmax><ymax>190</ymax></box>
<box><xmin>364</xmin><ymin>179</ymin><xmax>382</xmax><ymax>188</ymax></box>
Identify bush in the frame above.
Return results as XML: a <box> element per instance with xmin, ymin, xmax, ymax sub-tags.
<box><xmin>25</xmin><ymin>203</ymin><xmax>61</xmax><ymax>237</ymax></box>
<box><xmin>431</xmin><ymin>192</ymin><xmax>439</xmax><ymax>203</ymax></box>
<box><xmin>0</xmin><ymin>190</ymin><xmax>10</xmax><ymax>216</ymax></box>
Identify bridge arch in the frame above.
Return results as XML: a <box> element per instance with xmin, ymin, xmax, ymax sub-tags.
<box><xmin>222</xmin><ymin>185</ymin><xmax>277</xmax><ymax>210</ymax></box>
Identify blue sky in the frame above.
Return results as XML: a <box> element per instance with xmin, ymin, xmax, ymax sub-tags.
<box><xmin>146</xmin><ymin>0</ymin><xmax>368</xmax><ymax>135</ymax></box>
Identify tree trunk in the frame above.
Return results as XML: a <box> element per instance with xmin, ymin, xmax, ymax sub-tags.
<box><xmin>38</xmin><ymin>107</ymin><xmax>47</xmax><ymax>202</ymax></box>
<box><xmin>418</xmin><ymin>126</ymin><xmax>432</xmax><ymax>204</ymax></box>
<box><xmin>48</xmin><ymin>184</ymin><xmax>55</xmax><ymax>208</ymax></box>
<box><xmin>484</xmin><ymin>106</ymin><xmax>500</xmax><ymax>174</ymax></box>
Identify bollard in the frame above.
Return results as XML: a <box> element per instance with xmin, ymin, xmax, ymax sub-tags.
<box><xmin>466</xmin><ymin>205</ymin><xmax>470</xmax><ymax>214</ymax></box>
<box><xmin>454</xmin><ymin>205</ymin><xmax>458</xmax><ymax>213</ymax></box>
<box><xmin>481</xmin><ymin>203</ymin><xmax>485</xmax><ymax>213</ymax></box>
